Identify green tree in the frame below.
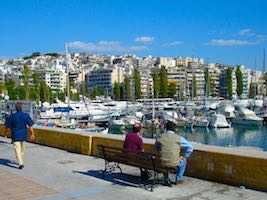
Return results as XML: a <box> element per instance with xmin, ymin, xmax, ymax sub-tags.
<box><xmin>193</xmin><ymin>75</ymin><xmax>196</xmax><ymax>97</ymax></box>
<box><xmin>17</xmin><ymin>85</ymin><xmax>25</xmax><ymax>100</ymax></box>
<box><xmin>80</xmin><ymin>81</ymin><xmax>88</xmax><ymax>97</ymax></box>
<box><xmin>45</xmin><ymin>53</ymin><xmax>60</xmax><ymax>57</ymax></box>
<box><xmin>204</xmin><ymin>68</ymin><xmax>210</xmax><ymax>97</ymax></box>
<box><xmin>160</xmin><ymin>66</ymin><xmax>168</xmax><ymax>97</ymax></box>
<box><xmin>55</xmin><ymin>90</ymin><xmax>65</xmax><ymax>102</ymax></box>
<box><xmin>32</xmin><ymin>71</ymin><xmax>41</xmax><ymax>102</ymax></box>
<box><xmin>249</xmin><ymin>83</ymin><xmax>258</xmax><ymax>98</ymax></box>
<box><xmin>226</xmin><ymin>68</ymin><xmax>233</xmax><ymax>99</ymax></box>
<box><xmin>152</xmin><ymin>70</ymin><xmax>160</xmax><ymax>98</ymax></box>
<box><xmin>210</xmin><ymin>79</ymin><xmax>215</xmax><ymax>97</ymax></box>
<box><xmin>91</xmin><ymin>86</ymin><xmax>99</xmax><ymax>99</ymax></box>
<box><xmin>134</xmin><ymin>68</ymin><xmax>141</xmax><ymax>99</ymax></box>
<box><xmin>119</xmin><ymin>84</ymin><xmax>124</xmax><ymax>100</ymax></box>
<box><xmin>0</xmin><ymin>83</ymin><xmax>5</xmax><ymax>98</ymax></box>
<box><xmin>124</xmin><ymin>76</ymin><xmax>131</xmax><ymax>101</ymax></box>
<box><xmin>32</xmin><ymin>52</ymin><xmax>41</xmax><ymax>57</ymax></box>
<box><xmin>236</xmin><ymin>66</ymin><xmax>243</xmax><ymax>98</ymax></box>
<box><xmin>22</xmin><ymin>64</ymin><xmax>30</xmax><ymax>100</ymax></box>
<box><xmin>168</xmin><ymin>83</ymin><xmax>177</xmax><ymax>98</ymax></box>
<box><xmin>70</xmin><ymin>91</ymin><xmax>80</xmax><ymax>101</ymax></box>
<box><xmin>113</xmin><ymin>82</ymin><xmax>121</xmax><ymax>100</ymax></box>
<box><xmin>5</xmin><ymin>80</ymin><xmax>17</xmax><ymax>100</ymax></box>
<box><xmin>40</xmin><ymin>80</ymin><xmax>51</xmax><ymax>102</ymax></box>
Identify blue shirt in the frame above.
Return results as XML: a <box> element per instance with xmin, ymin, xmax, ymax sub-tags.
<box><xmin>6</xmin><ymin>111</ymin><xmax>34</xmax><ymax>142</ymax></box>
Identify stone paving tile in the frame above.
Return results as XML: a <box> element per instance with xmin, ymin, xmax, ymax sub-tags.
<box><xmin>0</xmin><ymin>168</ymin><xmax>56</xmax><ymax>200</ymax></box>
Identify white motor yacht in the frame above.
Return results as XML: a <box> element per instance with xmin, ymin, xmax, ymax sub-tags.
<box><xmin>232</xmin><ymin>106</ymin><xmax>263</xmax><ymax>126</ymax></box>
<box><xmin>210</xmin><ymin>113</ymin><xmax>231</xmax><ymax>128</ymax></box>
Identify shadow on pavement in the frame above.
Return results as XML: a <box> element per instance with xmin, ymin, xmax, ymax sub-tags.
<box><xmin>73</xmin><ymin>170</ymin><xmax>152</xmax><ymax>189</ymax></box>
<box><xmin>0</xmin><ymin>139</ymin><xmax>11</xmax><ymax>144</ymax></box>
<box><xmin>0</xmin><ymin>158</ymin><xmax>18</xmax><ymax>169</ymax></box>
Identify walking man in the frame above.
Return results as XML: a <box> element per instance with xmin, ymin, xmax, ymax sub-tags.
<box><xmin>154</xmin><ymin>120</ymin><xmax>193</xmax><ymax>185</ymax></box>
<box><xmin>5</xmin><ymin>102</ymin><xmax>35</xmax><ymax>169</ymax></box>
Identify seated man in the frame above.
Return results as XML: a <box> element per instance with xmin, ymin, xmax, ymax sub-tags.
<box><xmin>123</xmin><ymin>123</ymin><xmax>149</xmax><ymax>179</ymax></box>
<box><xmin>154</xmin><ymin>120</ymin><xmax>193</xmax><ymax>185</ymax></box>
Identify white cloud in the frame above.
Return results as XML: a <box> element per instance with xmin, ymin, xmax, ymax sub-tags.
<box><xmin>237</xmin><ymin>29</ymin><xmax>254</xmax><ymax>36</ymax></box>
<box><xmin>129</xmin><ymin>46</ymin><xmax>148</xmax><ymax>51</ymax></box>
<box><xmin>162</xmin><ymin>41</ymin><xmax>183</xmax><ymax>47</ymax></box>
<box><xmin>205</xmin><ymin>39</ymin><xmax>253</xmax><ymax>46</ymax></box>
<box><xmin>237</xmin><ymin>28</ymin><xmax>267</xmax><ymax>41</ymax></box>
<box><xmin>68</xmin><ymin>41</ymin><xmax>148</xmax><ymax>52</ymax></box>
<box><xmin>256</xmin><ymin>34</ymin><xmax>267</xmax><ymax>41</ymax></box>
<box><xmin>134</xmin><ymin>36</ymin><xmax>154</xmax><ymax>44</ymax></box>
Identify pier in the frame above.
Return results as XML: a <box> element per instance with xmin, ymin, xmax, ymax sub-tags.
<box><xmin>1</xmin><ymin>135</ymin><xmax>267</xmax><ymax>200</ymax></box>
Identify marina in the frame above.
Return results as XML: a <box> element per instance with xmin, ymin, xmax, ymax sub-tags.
<box><xmin>2</xmin><ymin>98</ymin><xmax>267</xmax><ymax>151</ymax></box>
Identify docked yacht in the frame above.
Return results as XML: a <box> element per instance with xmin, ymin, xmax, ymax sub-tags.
<box><xmin>210</xmin><ymin>113</ymin><xmax>231</xmax><ymax>128</ymax></box>
<box><xmin>194</xmin><ymin>117</ymin><xmax>209</xmax><ymax>128</ymax></box>
<box><xmin>176</xmin><ymin>117</ymin><xmax>194</xmax><ymax>128</ymax></box>
<box><xmin>217</xmin><ymin>104</ymin><xmax>235</xmax><ymax>120</ymax></box>
<box><xmin>232</xmin><ymin>106</ymin><xmax>263</xmax><ymax>126</ymax></box>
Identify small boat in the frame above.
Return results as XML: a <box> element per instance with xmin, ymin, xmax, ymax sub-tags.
<box><xmin>210</xmin><ymin>113</ymin><xmax>231</xmax><ymax>128</ymax></box>
<box><xmin>108</xmin><ymin>115</ymin><xmax>126</xmax><ymax>135</ymax></box>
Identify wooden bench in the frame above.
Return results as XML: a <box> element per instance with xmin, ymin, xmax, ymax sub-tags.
<box><xmin>97</xmin><ymin>144</ymin><xmax>178</xmax><ymax>191</ymax></box>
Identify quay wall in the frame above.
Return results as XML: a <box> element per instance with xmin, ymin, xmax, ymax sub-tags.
<box><xmin>0</xmin><ymin>124</ymin><xmax>267</xmax><ymax>192</ymax></box>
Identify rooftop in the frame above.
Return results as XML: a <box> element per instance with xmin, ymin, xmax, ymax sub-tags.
<box><xmin>0</xmin><ymin>136</ymin><xmax>266</xmax><ymax>200</ymax></box>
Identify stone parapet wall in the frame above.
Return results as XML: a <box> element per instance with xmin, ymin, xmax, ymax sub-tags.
<box><xmin>0</xmin><ymin>124</ymin><xmax>266</xmax><ymax>191</ymax></box>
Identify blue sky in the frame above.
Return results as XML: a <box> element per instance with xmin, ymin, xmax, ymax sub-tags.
<box><xmin>1</xmin><ymin>0</ymin><xmax>267</xmax><ymax>68</ymax></box>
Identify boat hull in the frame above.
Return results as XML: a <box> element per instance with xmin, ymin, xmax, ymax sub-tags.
<box><xmin>231</xmin><ymin>118</ymin><xmax>263</xmax><ymax>126</ymax></box>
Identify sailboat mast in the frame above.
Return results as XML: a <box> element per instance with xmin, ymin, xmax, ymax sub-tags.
<box><xmin>254</xmin><ymin>56</ymin><xmax>257</xmax><ymax>98</ymax></box>
<box><xmin>263</xmin><ymin>49</ymin><xmax>266</xmax><ymax>102</ymax></box>
<box><xmin>191</xmin><ymin>55</ymin><xmax>195</xmax><ymax>101</ymax></box>
<box><xmin>65</xmin><ymin>42</ymin><xmax>71</xmax><ymax>121</ymax></box>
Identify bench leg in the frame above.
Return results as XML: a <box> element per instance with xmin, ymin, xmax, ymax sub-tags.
<box><xmin>102</xmin><ymin>161</ymin><xmax>123</xmax><ymax>178</ymax></box>
<box><xmin>102</xmin><ymin>160</ymin><xmax>109</xmax><ymax>178</ymax></box>
<box><xmin>115</xmin><ymin>162</ymin><xmax>123</xmax><ymax>174</ymax></box>
<box><xmin>149</xmin><ymin>172</ymin><xmax>173</xmax><ymax>191</ymax></box>
<box><xmin>150</xmin><ymin>171</ymin><xmax>158</xmax><ymax>192</ymax></box>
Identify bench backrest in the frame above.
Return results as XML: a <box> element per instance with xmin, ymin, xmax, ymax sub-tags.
<box><xmin>97</xmin><ymin>145</ymin><xmax>178</xmax><ymax>173</ymax></box>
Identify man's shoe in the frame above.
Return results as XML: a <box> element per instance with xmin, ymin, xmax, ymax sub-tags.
<box><xmin>175</xmin><ymin>180</ymin><xmax>184</xmax><ymax>185</ymax></box>
<box><xmin>18</xmin><ymin>165</ymin><xmax>24</xmax><ymax>169</ymax></box>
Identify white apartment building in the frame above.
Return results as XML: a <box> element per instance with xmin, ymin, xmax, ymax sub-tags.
<box><xmin>176</xmin><ymin>57</ymin><xmax>204</xmax><ymax>67</ymax></box>
<box><xmin>238</xmin><ymin>65</ymin><xmax>251</xmax><ymax>97</ymax></box>
<box><xmin>39</xmin><ymin>68</ymin><xmax>67</xmax><ymax>92</ymax></box>
<box><xmin>159</xmin><ymin>57</ymin><xmax>176</xmax><ymax>68</ymax></box>
<box><xmin>219</xmin><ymin>67</ymin><xmax>237</xmax><ymax>99</ymax></box>
<box><xmin>186</xmin><ymin>63</ymin><xmax>205</xmax><ymax>99</ymax></box>
<box><xmin>207</xmin><ymin>63</ymin><xmax>221</xmax><ymax>97</ymax></box>
<box><xmin>167</xmin><ymin>66</ymin><xmax>187</xmax><ymax>100</ymax></box>
<box><xmin>140</xmin><ymin>69</ymin><xmax>153</xmax><ymax>99</ymax></box>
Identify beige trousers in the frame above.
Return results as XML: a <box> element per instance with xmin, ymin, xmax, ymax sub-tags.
<box><xmin>13</xmin><ymin>141</ymin><xmax>26</xmax><ymax>166</ymax></box>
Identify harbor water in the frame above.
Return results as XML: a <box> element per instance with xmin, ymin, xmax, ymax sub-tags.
<box><xmin>141</xmin><ymin>125</ymin><xmax>267</xmax><ymax>152</ymax></box>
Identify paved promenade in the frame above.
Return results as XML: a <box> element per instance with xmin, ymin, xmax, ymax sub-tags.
<box><xmin>0</xmin><ymin>136</ymin><xmax>266</xmax><ymax>200</ymax></box>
